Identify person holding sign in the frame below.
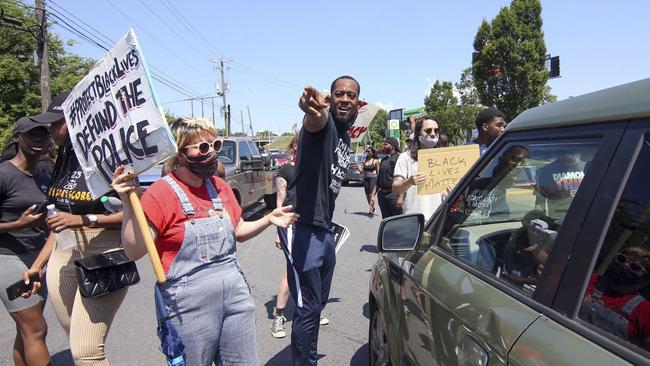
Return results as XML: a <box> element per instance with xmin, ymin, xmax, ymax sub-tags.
<box><xmin>0</xmin><ymin>117</ymin><xmax>52</xmax><ymax>366</ymax></box>
<box><xmin>112</xmin><ymin>117</ymin><xmax>298</xmax><ymax>366</ymax></box>
<box><xmin>22</xmin><ymin>94</ymin><xmax>127</xmax><ymax>366</ymax></box>
<box><xmin>392</xmin><ymin>116</ymin><xmax>444</xmax><ymax>220</ymax></box>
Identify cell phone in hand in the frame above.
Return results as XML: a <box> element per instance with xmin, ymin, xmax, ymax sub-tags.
<box><xmin>6</xmin><ymin>273</ymin><xmax>40</xmax><ymax>301</ymax></box>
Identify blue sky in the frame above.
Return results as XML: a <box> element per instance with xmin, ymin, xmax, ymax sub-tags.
<box><xmin>48</xmin><ymin>0</ymin><xmax>650</xmax><ymax>134</ymax></box>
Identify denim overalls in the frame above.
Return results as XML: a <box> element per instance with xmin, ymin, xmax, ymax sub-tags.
<box><xmin>156</xmin><ymin>176</ymin><xmax>257</xmax><ymax>366</ymax></box>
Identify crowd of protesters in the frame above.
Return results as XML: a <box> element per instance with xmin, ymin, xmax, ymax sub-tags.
<box><xmin>1</xmin><ymin>76</ymin><xmax>507</xmax><ymax>365</ymax></box>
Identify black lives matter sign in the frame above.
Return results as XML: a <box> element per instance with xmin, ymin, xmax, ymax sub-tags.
<box><xmin>62</xmin><ymin>29</ymin><xmax>176</xmax><ymax>198</ymax></box>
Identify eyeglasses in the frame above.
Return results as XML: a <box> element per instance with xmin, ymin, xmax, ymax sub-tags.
<box><xmin>423</xmin><ymin>128</ymin><xmax>439</xmax><ymax>135</ymax></box>
<box><xmin>615</xmin><ymin>253</ymin><xmax>648</xmax><ymax>277</ymax></box>
<box><xmin>184</xmin><ymin>139</ymin><xmax>223</xmax><ymax>155</ymax></box>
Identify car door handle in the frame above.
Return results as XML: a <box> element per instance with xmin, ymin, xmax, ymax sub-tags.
<box><xmin>458</xmin><ymin>335</ymin><xmax>488</xmax><ymax>366</ymax></box>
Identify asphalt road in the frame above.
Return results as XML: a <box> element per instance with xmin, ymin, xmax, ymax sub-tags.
<box><xmin>0</xmin><ymin>184</ymin><xmax>381</xmax><ymax>365</ymax></box>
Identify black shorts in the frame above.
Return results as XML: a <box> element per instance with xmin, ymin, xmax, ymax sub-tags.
<box><xmin>363</xmin><ymin>176</ymin><xmax>377</xmax><ymax>195</ymax></box>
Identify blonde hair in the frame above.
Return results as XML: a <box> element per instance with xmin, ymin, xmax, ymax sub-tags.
<box><xmin>163</xmin><ymin>117</ymin><xmax>218</xmax><ymax>174</ymax></box>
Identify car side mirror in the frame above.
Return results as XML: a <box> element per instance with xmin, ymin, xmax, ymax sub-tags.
<box><xmin>377</xmin><ymin>213</ymin><xmax>424</xmax><ymax>252</ymax></box>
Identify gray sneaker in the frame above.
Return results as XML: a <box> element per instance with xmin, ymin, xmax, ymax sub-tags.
<box><xmin>271</xmin><ymin>314</ymin><xmax>287</xmax><ymax>338</ymax></box>
<box><xmin>319</xmin><ymin>316</ymin><xmax>330</xmax><ymax>326</ymax></box>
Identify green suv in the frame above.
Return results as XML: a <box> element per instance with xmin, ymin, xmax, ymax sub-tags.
<box><xmin>369</xmin><ymin>78</ymin><xmax>650</xmax><ymax>366</ymax></box>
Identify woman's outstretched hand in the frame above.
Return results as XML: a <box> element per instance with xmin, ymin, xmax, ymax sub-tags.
<box><xmin>111</xmin><ymin>165</ymin><xmax>140</xmax><ymax>199</ymax></box>
<box><xmin>268</xmin><ymin>205</ymin><xmax>299</xmax><ymax>228</ymax></box>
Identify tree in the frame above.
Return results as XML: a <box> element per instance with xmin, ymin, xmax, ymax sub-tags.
<box><xmin>366</xmin><ymin>108</ymin><xmax>387</xmax><ymax>148</ymax></box>
<box><xmin>423</xmin><ymin>81</ymin><xmax>468</xmax><ymax>144</ymax></box>
<box><xmin>0</xmin><ymin>2</ymin><xmax>94</xmax><ymax>146</ymax></box>
<box><xmin>231</xmin><ymin>131</ymin><xmax>247</xmax><ymax>137</ymax></box>
<box><xmin>455</xmin><ymin>68</ymin><xmax>484</xmax><ymax>142</ymax></box>
<box><xmin>281</xmin><ymin>131</ymin><xmax>295</xmax><ymax>136</ymax></box>
<box><xmin>256</xmin><ymin>130</ymin><xmax>276</xmax><ymax>138</ymax></box>
<box><xmin>472</xmin><ymin>0</ymin><xmax>549</xmax><ymax>120</ymax></box>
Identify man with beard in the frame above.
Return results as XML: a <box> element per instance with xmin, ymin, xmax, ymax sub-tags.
<box><xmin>580</xmin><ymin>246</ymin><xmax>650</xmax><ymax>349</ymax></box>
<box><xmin>278</xmin><ymin>76</ymin><xmax>359</xmax><ymax>365</ymax></box>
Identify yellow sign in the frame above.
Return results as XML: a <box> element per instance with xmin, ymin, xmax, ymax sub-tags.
<box><xmin>417</xmin><ymin>145</ymin><xmax>480</xmax><ymax>195</ymax></box>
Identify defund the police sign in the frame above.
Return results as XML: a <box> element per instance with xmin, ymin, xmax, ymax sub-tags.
<box><xmin>62</xmin><ymin>29</ymin><xmax>176</xmax><ymax>198</ymax></box>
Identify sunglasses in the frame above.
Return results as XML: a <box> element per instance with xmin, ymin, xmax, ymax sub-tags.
<box><xmin>184</xmin><ymin>139</ymin><xmax>223</xmax><ymax>155</ymax></box>
<box><xmin>423</xmin><ymin>128</ymin><xmax>440</xmax><ymax>135</ymax></box>
<box><xmin>615</xmin><ymin>253</ymin><xmax>648</xmax><ymax>277</ymax></box>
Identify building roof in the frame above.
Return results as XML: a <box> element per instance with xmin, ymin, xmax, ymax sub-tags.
<box><xmin>507</xmin><ymin>78</ymin><xmax>650</xmax><ymax>132</ymax></box>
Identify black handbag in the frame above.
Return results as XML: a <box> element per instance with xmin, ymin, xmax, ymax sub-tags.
<box><xmin>74</xmin><ymin>248</ymin><xmax>140</xmax><ymax>298</ymax></box>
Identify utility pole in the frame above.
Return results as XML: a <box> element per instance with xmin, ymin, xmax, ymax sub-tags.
<box><xmin>211</xmin><ymin>97</ymin><xmax>216</xmax><ymax>129</ymax></box>
<box><xmin>240</xmin><ymin>110</ymin><xmax>245</xmax><ymax>135</ymax></box>
<box><xmin>247</xmin><ymin>105</ymin><xmax>254</xmax><ymax>137</ymax></box>
<box><xmin>211</xmin><ymin>58</ymin><xmax>231</xmax><ymax>137</ymax></box>
<box><xmin>201</xmin><ymin>98</ymin><xmax>204</xmax><ymax>118</ymax></box>
<box><xmin>35</xmin><ymin>0</ymin><xmax>51</xmax><ymax>111</ymax></box>
<box><xmin>190</xmin><ymin>100</ymin><xmax>194</xmax><ymax>116</ymax></box>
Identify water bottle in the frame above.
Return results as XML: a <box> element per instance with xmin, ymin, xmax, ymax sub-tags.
<box><xmin>46</xmin><ymin>204</ymin><xmax>76</xmax><ymax>251</ymax></box>
<box><xmin>100</xmin><ymin>196</ymin><xmax>123</xmax><ymax>213</ymax></box>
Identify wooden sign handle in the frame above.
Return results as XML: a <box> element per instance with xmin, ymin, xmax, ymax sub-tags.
<box><xmin>128</xmin><ymin>190</ymin><xmax>166</xmax><ymax>284</ymax></box>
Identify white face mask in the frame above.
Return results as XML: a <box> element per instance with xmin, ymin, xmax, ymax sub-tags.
<box><xmin>419</xmin><ymin>135</ymin><xmax>438</xmax><ymax>148</ymax></box>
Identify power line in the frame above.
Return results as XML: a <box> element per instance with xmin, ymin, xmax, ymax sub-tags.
<box><xmin>104</xmin><ymin>0</ymin><xmax>211</xmax><ymax>80</ymax></box>
<box><xmin>46</xmin><ymin>2</ymin><xmax>210</xmax><ymax>104</ymax></box>
<box><xmin>158</xmin><ymin>0</ymin><xmax>225</xmax><ymax>59</ymax></box>
<box><xmin>137</xmin><ymin>0</ymin><xmax>213</xmax><ymax>61</ymax></box>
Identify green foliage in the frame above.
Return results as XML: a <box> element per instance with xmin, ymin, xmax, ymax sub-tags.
<box><xmin>366</xmin><ymin>108</ymin><xmax>387</xmax><ymax>148</ymax></box>
<box><xmin>231</xmin><ymin>131</ymin><xmax>247</xmax><ymax>137</ymax></box>
<box><xmin>0</xmin><ymin>2</ymin><xmax>94</xmax><ymax>147</ymax></box>
<box><xmin>281</xmin><ymin>131</ymin><xmax>294</xmax><ymax>136</ymax></box>
<box><xmin>256</xmin><ymin>130</ymin><xmax>277</xmax><ymax>138</ymax></box>
<box><xmin>423</xmin><ymin>80</ymin><xmax>481</xmax><ymax>144</ymax></box>
<box><xmin>472</xmin><ymin>0</ymin><xmax>549</xmax><ymax>120</ymax></box>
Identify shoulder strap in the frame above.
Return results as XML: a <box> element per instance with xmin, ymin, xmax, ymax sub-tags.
<box><xmin>621</xmin><ymin>295</ymin><xmax>645</xmax><ymax>317</ymax></box>
<box><xmin>204</xmin><ymin>178</ymin><xmax>223</xmax><ymax>210</ymax></box>
<box><xmin>162</xmin><ymin>175</ymin><xmax>195</xmax><ymax>216</ymax></box>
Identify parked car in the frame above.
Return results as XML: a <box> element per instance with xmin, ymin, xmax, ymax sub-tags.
<box><xmin>369</xmin><ymin>78</ymin><xmax>650</xmax><ymax>366</ymax></box>
<box><xmin>272</xmin><ymin>152</ymin><xmax>291</xmax><ymax>166</ymax></box>
<box><xmin>344</xmin><ymin>153</ymin><xmax>365</xmax><ymax>185</ymax></box>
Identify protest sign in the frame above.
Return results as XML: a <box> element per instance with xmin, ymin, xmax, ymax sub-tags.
<box><xmin>61</xmin><ymin>29</ymin><xmax>176</xmax><ymax>199</ymax></box>
<box><xmin>348</xmin><ymin>101</ymin><xmax>380</xmax><ymax>142</ymax></box>
<box><xmin>417</xmin><ymin>145</ymin><xmax>480</xmax><ymax>195</ymax></box>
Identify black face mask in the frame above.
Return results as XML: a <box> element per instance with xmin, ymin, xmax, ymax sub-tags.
<box><xmin>603</xmin><ymin>265</ymin><xmax>641</xmax><ymax>287</ymax></box>
<box><xmin>182</xmin><ymin>151</ymin><xmax>218</xmax><ymax>179</ymax></box>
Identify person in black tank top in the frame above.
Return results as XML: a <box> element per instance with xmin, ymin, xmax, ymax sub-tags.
<box><xmin>361</xmin><ymin>147</ymin><xmax>379</xmax><ymax>215</ymax></box>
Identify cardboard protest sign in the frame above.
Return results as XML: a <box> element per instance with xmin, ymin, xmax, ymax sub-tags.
<box><xmin>348</xmin><ymin>101</ymin><xmax>380</xmax><ymax>142</ymax></box>
<box><xmin>62</xmin><ymin>29</ymin><xmax>176</xmax><ymax>198</ymax></box>
<box><xmin>417</xmin><ymin>145</ymin><xmax>480</xmax><ymax>195</ymax></box>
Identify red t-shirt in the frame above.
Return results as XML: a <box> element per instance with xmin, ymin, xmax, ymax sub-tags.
<box><xmin>141</xmin><ymin>173</ymin><xmax>242</xmax><ymax>274</ymax></box>
<box><xmin>585</xmin><ymin>274</ymin><xmax>650</xmax><ymax>339</ymax></box>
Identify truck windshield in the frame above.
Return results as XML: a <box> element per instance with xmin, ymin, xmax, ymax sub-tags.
<box><xmin>218</xmin><ymin>140</ymin><xmax>236</xmax><ymax>164</ymax></box>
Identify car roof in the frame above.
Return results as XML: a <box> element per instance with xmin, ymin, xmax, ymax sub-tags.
<box><xmin>507</xmin><ymin>78</ymin><xmax>650</xmax><ymax>132</ymax></box>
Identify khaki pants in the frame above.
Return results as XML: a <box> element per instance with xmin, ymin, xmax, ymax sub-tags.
<box><xmin>46</xmin><ymin>228</ymin><xmax>127</xmax><ymax>366</ymax></box>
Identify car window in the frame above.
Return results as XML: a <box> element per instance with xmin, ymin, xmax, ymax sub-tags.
<box><xmin>578</xmin><ymin>134</ymin><xmax>650</xmax><ymax>353</ymax></box>
<box><xmin>239</xmin><ymin>141</ymin><xmax>252</xmax><ymax>161</ymax></box>
<box><xmin>439</xmin><ymin>139</ymin><xmax>600</xmax><ymax>296</ymax></box>
<box><xmin>218</xmin><ymin>140</ymin><xmax>235</xmax><ymax>164</ymax></box>
<box><xmin>248</xmin><ymin>141</ymin><xmax>261</xmax><ymax>158</ymax></box>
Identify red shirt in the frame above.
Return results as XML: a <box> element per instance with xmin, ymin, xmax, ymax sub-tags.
<box><xmin>141</xmin><ymin>173</ymin><xmax>242</xmax><ymax>274</ymax></box>
<box><xmin>586</xmin><ymin>274</ymin><xmax>650</xmax><ymax>339</ymax></box>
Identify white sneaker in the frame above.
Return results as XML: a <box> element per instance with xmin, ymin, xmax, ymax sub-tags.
<box><xmin>319</xmin><ymin>316</ymin><xmax>329</xmax><ymax>326</ymax></box>
<box><xmin>271</xmin><ymin>314</ymin><xmax>287</xmax><ymax>338</ymax></box>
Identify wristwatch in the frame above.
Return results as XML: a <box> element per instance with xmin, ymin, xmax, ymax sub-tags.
<box><xmin>84</xmin><ymin>214</ymin><xmax>98</xmax><ymax>228</ymax></box>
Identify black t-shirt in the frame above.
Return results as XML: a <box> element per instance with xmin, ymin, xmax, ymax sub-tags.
<box><xmin>277</xmin><ymin>163</ymin><xmax>296</xmax><ymax>206</ymax></box>
<box><xmin>289</xmin><ymin>116</ymin><xmax>352</xmax><ymax>229</ymax></box>
<box><xmin>377</xmin><ymin>153</ymin><xmax>400</xmax><ymax>190</ymax></box>
<box><xmin>0</xmin><ymin>161</ymin><xmax>50</xmax><ymax>255</ymax></box>
<box><xmin>48</xmin><ymin>144</ymin><xmax>107</xmax><ymax>215</ymax></box>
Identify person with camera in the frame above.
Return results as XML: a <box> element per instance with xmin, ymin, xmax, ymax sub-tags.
<box><xmin>0</xmin><ymin>116</ymin><xmax>52</xmax><ymax>365</ymax></box>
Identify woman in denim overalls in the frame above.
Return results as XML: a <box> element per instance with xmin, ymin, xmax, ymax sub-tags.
<box><xmin>113</xmin><ymin>117</ymin><xmax>298</xmax><ymax>365</ymax></box>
